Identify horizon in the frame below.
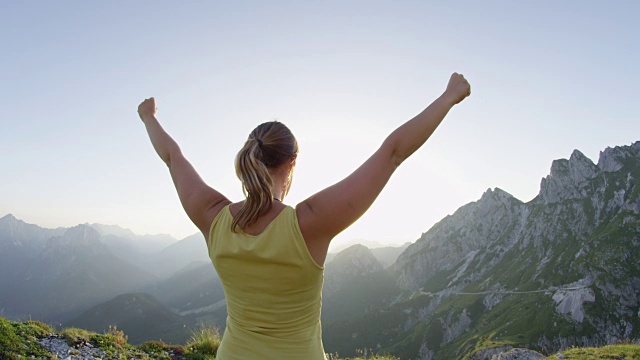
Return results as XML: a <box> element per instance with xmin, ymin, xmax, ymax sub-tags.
<box><xmin>2</xmin><ymin>2</ymin><xmax>638</xmax><ymax>248</ymax></box>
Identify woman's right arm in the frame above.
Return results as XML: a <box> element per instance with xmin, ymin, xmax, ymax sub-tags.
<box><xmin>138</xmin><ymin>98</ymin><xmax>230</xmax><ymax>238</ymax></box>
<box><xmin>296</xmin><ymin>73</ymin><xmax>470</xmax><ymax>263</ymax></box>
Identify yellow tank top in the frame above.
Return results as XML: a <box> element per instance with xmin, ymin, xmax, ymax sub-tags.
<box><xmin>208</xmin><ymin>204</ymin><xmax>326</xmax><ymax>360</ymax></box>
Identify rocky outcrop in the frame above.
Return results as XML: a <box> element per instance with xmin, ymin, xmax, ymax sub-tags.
<box><xmin>491</xmin><ymin>348</ymin><xmax>544</xmax><ymax>360</ymax></box>
<box><xmin>539</xmin><ymin>150</ymin><xmax>600</xmax><ymax>203</ymax></box>
<box><xmin>552</xmin><ymin>286</ymin><xmax>595</xmax><ymax>323</ymax></box>
<box><xmin>597</xmin><ymin>141</ymin><xmax>640</xmax><ymax>172</ymax></box>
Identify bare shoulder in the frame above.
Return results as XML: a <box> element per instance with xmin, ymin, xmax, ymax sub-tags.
<box><xmin>295</xmin><ymin>201</ymin><xmax>331</xmax><ymax>266</ymax></box>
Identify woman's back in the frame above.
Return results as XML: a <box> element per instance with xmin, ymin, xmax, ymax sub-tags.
<box><xmin>208</xmin><ymin>204</ymin><xmax>326</xmax><ymax>360</ymax></box>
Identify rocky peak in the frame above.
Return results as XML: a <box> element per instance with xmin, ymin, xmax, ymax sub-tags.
<box><xmin>0</xmin><ymin>214</ymin><xmax>21</xmax><ymax>235</ymax></box>
<box><xmin>89</xmin><ymin>223</ymin><xmax>137</xmax><ymax>238</ymax></box>
<box><xmin>0</xmin><ymin>213</ymin><xmax>17</xmax><ymax>222</ymax></box>
<box><xmin>479</xmin><ymin>187</ymin><xmax>517</xmax><ymax>205</ymax></box>
<box><xmin>568</xmin><ymin>150</ymin><xmax>599</xmax><ymax>181</ymax></box>
<box><xmin>43</xmin><ymin>224</ymin><xmax>107</xmax><ymax>258</ymax></box>
<box><xmin>597</xmin><ymin>141</ymin><xmax>640</xmax><ymax>172</ymax></box>
<box><xmin>63</xmin><ymin>224</ymin><xmax>102</xmax><ymax>244</ymax></box>
<box><xmin>0</xmin><ymin>214</ymin><xmax>64</xmax><ymax>249</ymax></box>
<box><xmin>538</xmin><ymin>149</ymin><xmax>600</xmax><ymax>203</ymax></box>
<box><xmin>0</xmin><ymin>214</ymin><xmax>23</xmax><ymax>245</ymax></box>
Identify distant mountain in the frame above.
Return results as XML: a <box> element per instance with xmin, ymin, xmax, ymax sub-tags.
<box><xmin>324</xmin><ymin>244</ymin><xmax>384</xmax><ymax>293</ymax></box>
<box><xmin>0</xmin><ymin>216</ymin><xmax>212</xmax><ymax>323</ymax></box>
<box><xmin>325</xmin><ymin>241</ymin><xmax>411</xmax><ymax>266</ymax></box>
<box><xmin>89</xmin><ymin>223</ymin><xmax>177</xmax><ymax>254</ymax></box>
<box><xmin>371</xmin><ymin>242</ymin><xmax>412</xmax><ymax>268</ymax></box>
<box><xmin>322</xmin><ymin>244</ymin><xmax>399</xmax><ymax>324</ymax></box>
<box><xmin>88</xmin><ymin>223</ymin><xmax>178</xmax><ymax>274</ymax></box>
<box><xmin>0</xmin><ymin>214</ymin><xmax>65</xmax><ymax>288</ymax></box>
<box><xmin>323</xmin><ymin>141</ymin><xmax>640</xmax><ymax>359</ymax></box>
<box><xmin>64</xmin><ymin>293</ymin><xmax>191</xmax><ymax>345</ymax></box>
<box><xmin>330</xmin><ymin>239</ymin><xmax>395</xmax><ymax>253</ymax></box>
<box><xmin>143</xmin><ymin>261</ymin><xmax>225</xmax><ymax>315</ymax></box>
<box><xmin>149</xmin><ymin>233</ymin><xmax>210</xmax><ymax>277</ymax></box>
<box><xmin>0</xmin><ymin>225</ymin><xmax>156</xmax><ymax>323</ymax></box>
<box><xmin>0</xmin><ymin>214</ymin><xmax>66</xmax><ymax>246</ymax></box>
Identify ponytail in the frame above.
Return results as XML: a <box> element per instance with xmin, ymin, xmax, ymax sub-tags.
<box><xmin>233</xmin><ymin>121</ymin><xmax>298</xmax><ymax>232</ymax></box>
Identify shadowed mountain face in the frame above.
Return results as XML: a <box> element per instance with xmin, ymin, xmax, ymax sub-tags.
<box><xmin>0</xmin><ymin>215</ymin><xmax>66</xmax><ymax>288</ymax></box>
<box><xmin>322</xmin><ymin>245</ymin><xmax>400</xmax><ymax>321</ymax></box>
<box><xmin>64</xmin><ymin>293</ymin><xmax>192</xmax><ymax>345</ymax></box>
<box><xmin>0</xmin><ymin>225</ymin><xmax>157</xmax><ymax>323</ymax></box>
<box><xmin>0</xmin><ymin>217</ymin><xmax>212</xmax><ymax>324</ymax></box>
<box><xmin>142</xmin><ymin>260</ymin><xmax>226</xmax><ymax>316</ymax></box>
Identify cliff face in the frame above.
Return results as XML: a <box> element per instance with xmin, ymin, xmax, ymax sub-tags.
<box><xmin>385</xmin><ymin>141</ymin><xmax>640</xmax><ymax>359</ymax></box>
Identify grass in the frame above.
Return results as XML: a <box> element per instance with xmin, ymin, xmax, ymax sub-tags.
<box><xmin>0</xmin><ymin>317</ymin><xmax>55</xmax><ymax>359</ymax></box>
<box><xmin>544</xmin><ymin>343</ymin><xmax>640</xmax><ymax>359</ymax></box>
<box><xmin>327</xmin><ymin>349</ymin><xmax>400</xmax><ymax>360</ymax></box>
<box><xmin>184</xmin><ymin>325</ymin><xmax>221</xmax><ymax>360</ymax></box>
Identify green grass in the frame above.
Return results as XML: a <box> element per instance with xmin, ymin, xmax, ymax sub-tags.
<box><xmin>327</xmin><ymin>350</ymin><xmax>400</xmax><ymax>360</ymax></box>
<box><xmin>184</xmin><ymin>325</ymin><xmax>221</xmax><ymax>359</ymax></box>
<box><xmin>0</xmin><ymin>316</ymin><xmax>55</xmax><ymax>359</ymax></box>
<box><xmin>544</xmin><ymin>344</ymin><xmax>640</xmax><ymax>359</ymax></box>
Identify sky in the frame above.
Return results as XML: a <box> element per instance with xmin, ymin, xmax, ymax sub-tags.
<box><xmin>1</xmin><ymin>1</ymin><xmax>638</xmax><ymax>249</ymax></box>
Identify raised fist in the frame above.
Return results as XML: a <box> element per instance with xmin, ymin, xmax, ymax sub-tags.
<box><xmin>444</xmin><ymin>73</ymin><xmax>471</xmax><ymax>105</ymax></box>
<box><xmin>138</xmin><ymin>97</ymin><xmax>157</xmax><ymax>120</ymax></box>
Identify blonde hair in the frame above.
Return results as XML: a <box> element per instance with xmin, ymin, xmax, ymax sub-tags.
<box><xmin>233</xmin><ymin>121</ymin><xmax>298</xmax><ymax>232</ymax></box>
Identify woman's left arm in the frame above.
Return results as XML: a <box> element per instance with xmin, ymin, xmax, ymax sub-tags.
<box><xmin>138</xmin><ymin>98</ymin><xmax>230</xmax><ymax>237</ymax></box>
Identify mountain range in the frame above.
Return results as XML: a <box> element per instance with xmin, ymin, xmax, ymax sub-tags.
<box><xmin>1</xmin><ymin>141</ymin><xmax>639</xmax><ymax>359</ymax></box>
<box><xmin>323</xmin><ymin>142</ymin><xmax>640</xmax><ymax>359</ymax></box>
<box><xmin>0</xmin><ymin>212</ymin><xmax>408</xmax><ymax>344</ymax></box>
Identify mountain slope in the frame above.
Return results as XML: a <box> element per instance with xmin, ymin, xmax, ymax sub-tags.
<box><xmin>150</xmin><ymin>233</ymin><xmax>210</xmax><ymax>277</ymax></box>
<box><xmin>371</xmin><ymin>242</ymin><xmax>412</xmax><ymax>268</ymax></box>
<box><xmin>1</xmin><ymin>225</ymin><xmax>156</xmax><ymax>322</ymax></box>
<box><xmin>322</xmin><ymin>244</ymin><xmax>399</xmax><ymax>328</ymax></box>
<box><xmin>0</xmin><ymin>214</ymin><xmax>65</xmax><ymax>288</ymax></box>
<box><xmin>64</xmin><ymin>293</ymin><xmax>191</xmax><ymax>345</ymax></box>
<box><xmin>324</xmin><ymin>142</ymin><xmax>640</xmax><ymax>359</ymax></box>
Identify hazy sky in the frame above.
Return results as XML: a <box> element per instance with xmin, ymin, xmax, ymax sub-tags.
<box><xmin>1</xmin><ymin>1</ymin><xmax>638</xmax><ymax>248</ymax></box>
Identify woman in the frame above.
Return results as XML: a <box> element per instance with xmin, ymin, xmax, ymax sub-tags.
<box><xmin>137</xmin><ymin>73</ymin><xmax>470</xmax><ymax>359</ymax></box>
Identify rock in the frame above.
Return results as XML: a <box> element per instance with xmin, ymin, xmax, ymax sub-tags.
<box><xmin>597</xmin><ymin>141</ymin><xmax>640</xmax><ymax>172</ymax></box>
<box><xmin>491</xmin><ymin>348</ymin><xmax>544</xmax><ymax>360</ymax></box>
<box><xmin>471</xmin><ymin>346</ymin><xmax>513</xmax><ymax>359</ymax></box>
<box><xmin>37</xmin><ymin>334</ymin><xmax>107</xmax><ymax>360</ymax></box>
<box><xmin>539</xmin><ymin>150</ymin><xmax>600</xmax><ymax>203</ymax></box>
<box><xmin>552</xmin><ymin>286</ymin><xmax>596</xmax><ymax>322</ymax></box>
<box><xmin>555</xmin><ymin>353</ymin><xmax>567</xmax><ymax>359</ymax></box>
